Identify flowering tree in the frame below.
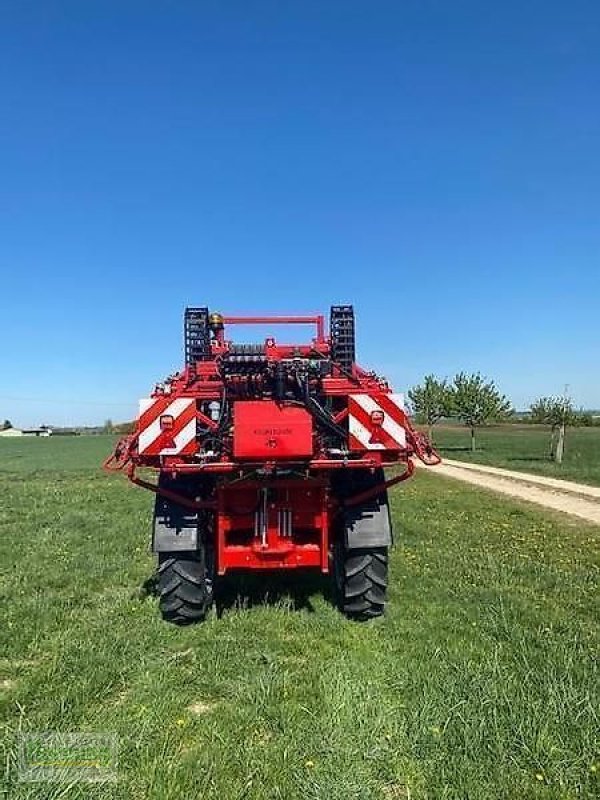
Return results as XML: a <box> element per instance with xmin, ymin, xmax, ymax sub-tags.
<box><xmin>453</xmin><ymin>372</ymin><xmax>512</xmax><ymax>451</ymax></box>
<box><xmin>530</xmin><ymin>396</ymin><xmax>574</xmax><ymax>463</ymax></box>
<box><xmin>408</xmin><ymin>375</ymin><xmax>453</xmax><ymax>440</ymax></box>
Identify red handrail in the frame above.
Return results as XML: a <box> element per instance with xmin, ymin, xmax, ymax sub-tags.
<box><xmin>223</xmin><ymin>315</ymin><xmax>325</xmax><ymax>342</ymax></box>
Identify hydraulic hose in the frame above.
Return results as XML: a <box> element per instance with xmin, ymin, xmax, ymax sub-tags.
<box><xmin>297</xmin><ymin>375</ymin><xmax>347</xmax><ymax>440</ymax></box>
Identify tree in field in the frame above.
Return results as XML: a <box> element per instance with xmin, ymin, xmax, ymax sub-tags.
<box><xmin>452</xmin><ymin>372</ymin><xmax>512</xmax><ymax>451</ymax></box>
<box><xmin>530</xmin><ymin>395</ymin><xmax>575</xmax><ymax>463</ymax></box>
<box><xmin>408</xmin><ymin>375</ymin><xmax>453</xmax><ymax>440</ymax></box>
<box><xmin>1</xmin><ymin>420</ymin><xmax>12</xmax><ymax>430</ymax></box>
<box><xmin>103</xmin><ymin>418</ymin><xmax>114</xmax><ymax>434</ymax></box>
<box><xmin>530</xmin><ymin>397</ymin><xmax>556</xmax><ymax>458</ymax></box>
<box><xmin>530</xmin><ymin>397</ymin><xmax>554</xmax><ymax>425</ymax></box>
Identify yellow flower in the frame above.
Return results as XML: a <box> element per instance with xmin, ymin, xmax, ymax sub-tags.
<box><xmin>535</xmin><ymin>773</ymin><xmax>544</xmax><ymax>781</ymax></box>
<box><xmin>176</xmin><ymin>718</ymin><xmax>187</xmax><ymax>728</ymax></box>
<box><xmin>305</xmin><ymin>760</ymin><xmax>315</xmax><ymax>768</ymax></box>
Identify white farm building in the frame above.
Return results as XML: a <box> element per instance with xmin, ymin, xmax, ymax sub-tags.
<box><xmin>0</xmin><ymin>427</ymin><xmax>52</xmax><ymax>438</ymax></box>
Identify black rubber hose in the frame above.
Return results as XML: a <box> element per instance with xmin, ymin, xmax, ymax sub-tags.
<box><xmin>297</xmin><ymin>375</ymin><xmax>346</xmax><ymax>440</ymax></box>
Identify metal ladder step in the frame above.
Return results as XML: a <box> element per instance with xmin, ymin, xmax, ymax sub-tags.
<box><xmin>184</xmin><ymin>307</ymin><xmax>210</xmax><ymax>365</ymax></box>
<box><xmin>330</xmin><ymin>305</ymin><xmax>356</xmax><ymax>371</ymax></box>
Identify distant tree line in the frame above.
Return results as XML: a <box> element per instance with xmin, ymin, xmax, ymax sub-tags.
<box><xmin>523</xmin><ymin>404</ymin><xmax>597</xmax><ymax>427</ymax></box>
<box><xmin>409</xmin><ymin>374</ymin><xmax>592</xmax><ymax>463</ymax></box>
<box><xmin>409</xmin><ymin>373</ymin><xmax>511</xmax><ymax>452</ymax></box>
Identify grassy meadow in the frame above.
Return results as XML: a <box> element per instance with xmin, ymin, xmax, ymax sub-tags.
<box><xmin>429</xmin><ymin>424</ymin><xmax>600</xmax><ymax>486</ymax></box>
<box><xmin>0</xmin><ymin>435</ymin><xmax>598</xmax><ymax>799</ymax></box>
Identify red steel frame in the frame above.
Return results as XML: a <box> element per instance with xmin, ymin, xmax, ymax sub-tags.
<box><xmin>223</xmin><ymin>315</ymin><xmax>326</xmax><ymax>343</ymax></box>
<box><xmin>105</xmin><ymin>313</ymin><xmax>439</xmax><ymax>575</ymax></box>
<box><xmin>215</xmin><ymin>477</ymin><xmax>330</xmax><ymax>574</ymax></box>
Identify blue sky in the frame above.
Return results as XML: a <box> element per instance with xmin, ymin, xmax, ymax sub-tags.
<box><xmin>1</xmin><ymin>0</ymin><xmax>598</xmax><ymax>426</ymax></box>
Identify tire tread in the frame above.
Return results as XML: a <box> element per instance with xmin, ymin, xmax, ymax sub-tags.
<box><xmin>157</xmin><ymin>552</ymin><xmax>212</xmax><ymax>625</ymax></box>
<box><xmin>336</xmin><ymin>546</ymin><xmax>388</xmax><ymax>620</ymax></box>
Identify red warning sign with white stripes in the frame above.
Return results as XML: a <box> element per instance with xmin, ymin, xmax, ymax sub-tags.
<box><xmin>137</xmin><ymin>397</ymin><xmax>198</xmax><ymax>456</ymax></box>
<box><xmin>348</xmin><ymin>393</ymin><xmax>407</xmax><ymax>451</ymax></box>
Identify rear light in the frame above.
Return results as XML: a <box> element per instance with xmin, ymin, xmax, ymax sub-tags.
<box><xmin>160</xmin><ymin>414</ymin><xmax>174</xmax><ymax>431</ymax></box>
<box><xmin>370</xmin><ymin>410</ymin><xmax>385</xmax><ymax>426</ymax></box>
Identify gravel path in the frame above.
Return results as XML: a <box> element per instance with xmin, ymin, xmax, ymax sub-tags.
<box><xmin>420</xmin><ymin>458</ymin><xmax>600</xmax><ymax>525</ymax></box>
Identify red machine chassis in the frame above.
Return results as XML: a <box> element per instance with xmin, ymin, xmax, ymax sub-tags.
<box><xmin>106</xmin><ymin>313</ymin><xmax>439</xmax><ymax>575</ymax></box>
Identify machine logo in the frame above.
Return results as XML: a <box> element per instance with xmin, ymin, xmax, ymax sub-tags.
<box><xmin>253</xmin><ymin>427</ymin><xmax>293</xmax><ymax>436</ymax></box>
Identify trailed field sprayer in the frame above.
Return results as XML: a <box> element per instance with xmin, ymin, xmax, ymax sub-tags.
<box><xmin>105</xmin><ymin>306</ymin><xmax>440</xmax><ymax>623</ymax></box>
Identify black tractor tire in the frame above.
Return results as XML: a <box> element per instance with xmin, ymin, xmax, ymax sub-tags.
<box><xmin>334</xmin><ymin>544</ymin><xmax>388</xmax><ymax>620</ymax></box>
<box><xmin>157</xmin><ymin>550</ymin><xmax>214</xmax><ymax>625</ymax></box>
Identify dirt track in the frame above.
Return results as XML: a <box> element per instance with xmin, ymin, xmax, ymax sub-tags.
<box><xmin>419</xmin><ymin>458</ymin><xmax>600</xmax><ymax>525</ymax></box>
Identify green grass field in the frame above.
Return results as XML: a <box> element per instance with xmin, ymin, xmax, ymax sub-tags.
<box><xmin>430</xmin><ymin>424</ymin><xmax>600</xmax><ymax>486</ymax></box>
<box><xmin>0</xmin><ymin>436</ymin><xmax>598</xmax><ymax>799</ymax></box>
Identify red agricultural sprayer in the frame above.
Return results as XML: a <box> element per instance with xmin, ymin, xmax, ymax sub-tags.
<box><xmin>105</xmin><ymin>306</ymin><xmax>440</xmax><ymax>623</ymax></box>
